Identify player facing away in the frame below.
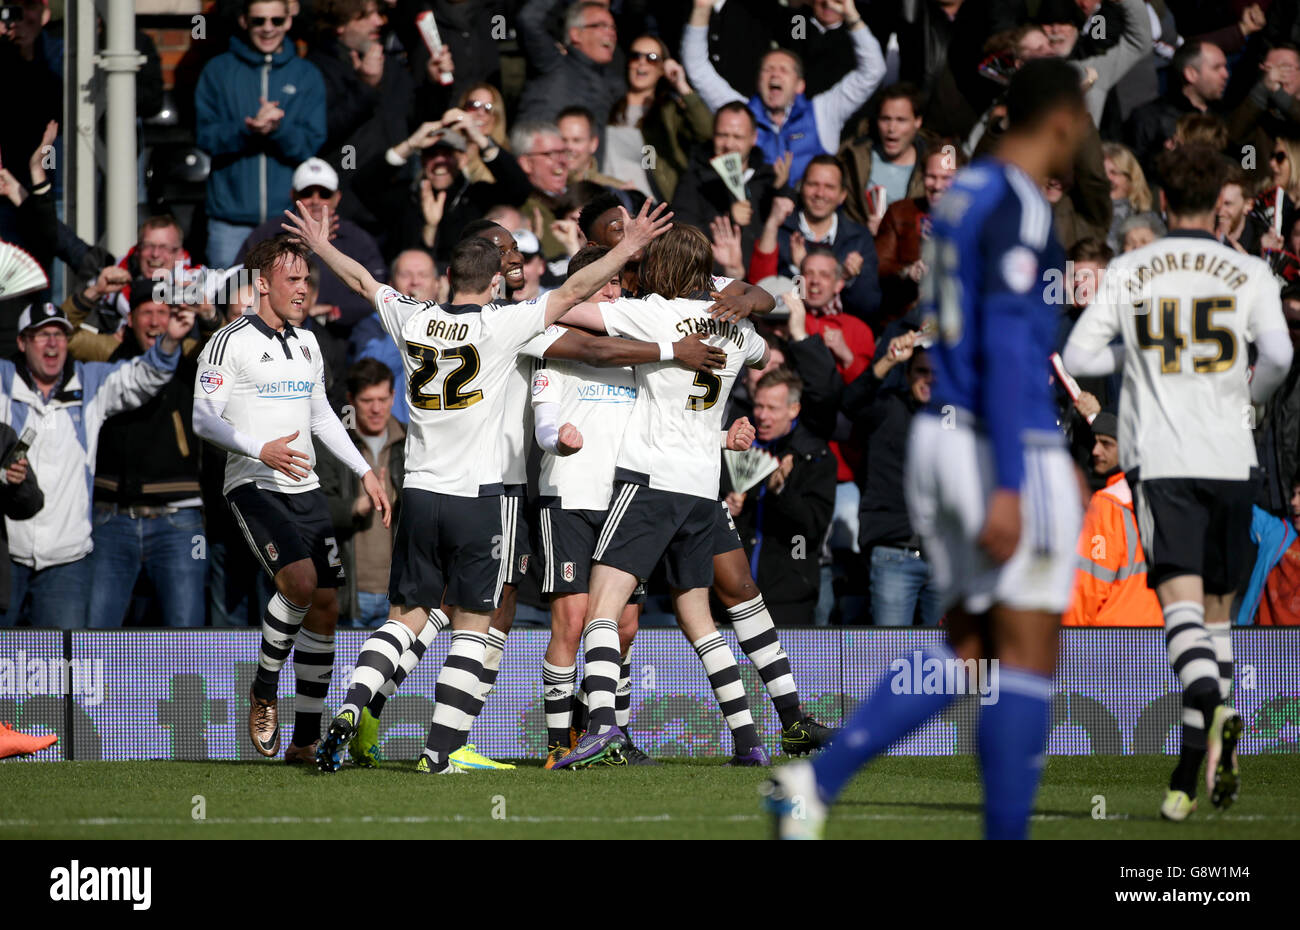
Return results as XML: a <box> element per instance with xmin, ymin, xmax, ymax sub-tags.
<box><xmin>281</xmin><ymin>199</ymin><xmax>674</xmax><ymax>773</ymax></box>
<box><xmin>339</xmin><ymin>228</ymin><xmax>728</xmax><ymax>771</ymax></box>
<box><xmin>192</xmin><ymin>235</ymin><xmax>391</xmax><ymax>761</ymax></box>
<box><xmin>1063</xmin><ymin>144</ymin><xmax>1293</xmax><ymax>820</ymax></box>
<box><xmin>550</xmin><ymin>225</ymin><xmax>775</xmax><ymax>769</ymax></box>
<box><xmin>764</xmin><ymin>58</ymin><xmax>1091</xmax><ymax>839</ymax></box>
<box><xmin>584</xmin><ymin>200</ymin><xmax>839</xmax><ymax>761</ymax></box>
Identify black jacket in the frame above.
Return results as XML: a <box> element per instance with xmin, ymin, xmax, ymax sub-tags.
<box><xmin>671</xmin><ymin>145</ymin><xmax>777</xmax><ymax>271</ymax></box>
<box><xmin>1256</xmin><ymin>354</ymin><xmax>1300</xmax><ymax>517</ymax></box>
<box><xmin>731</xmin><ymin>423</ymin><xmax>837</xmax><ymax>625</ymax></box>
<box><xmin>1125</xmin><ymin>88</ymin><xmax>1217</xmax><ymax>179</ymax></box>
<box><xmin>842</xmin><ymin>358</ymin><xmax>922</xmax><ymax>551</ymax></box>
<box><xmin>0</xmin><ymin>422</ymin><xmax>45</xmax><ymax>612</ymax></box>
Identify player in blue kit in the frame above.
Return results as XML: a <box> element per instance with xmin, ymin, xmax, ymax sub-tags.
<box><xmin>763</xmin><ymin>58</ymin><xmax>1091</xmax><ymax>840</ymax></box>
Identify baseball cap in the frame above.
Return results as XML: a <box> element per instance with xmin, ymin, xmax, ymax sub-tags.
<box><xmin>425</xmin><ymin>128</ymin><xmax>469</xmax><ymax>152</ymax></box>
<box><xmin>513</xmin><ymin>229</ymin><xmax>542</xmax><ymax>257</ymax></box>
<box><xmin>291</xmin><ymin>157</ymin><xmax>339</xmax><ymax>194</ymax></box>
<box><xmin>755</xmin><ymin>275</ymin><xmax>796</xmax><ymax>319</ymax></box>
<box><xmin>1090</xmin><ymin>411</ymin><xmax>1118</xmax><ymax>439</ymax></box>
<box><xmin>17</xmin><ymin>302</ymin><xmax>73</xmax><ymax>335</ymax></box>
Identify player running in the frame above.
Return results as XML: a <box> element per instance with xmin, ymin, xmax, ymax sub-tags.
<box><xmin>1063</xmin><ymin>144</ymin><xmax>1292</xmax><ymax>820</ymax></box>
<box><xmin>763</xmin><ymin>58</ymin><xmax>1091</xmax><ymax>839</ymax></box>
<box><xmin>192</xmin><ymin>235</ymin><xmax>390</xmax><ymax>761</ymax></box>
<box><xmin>282</xmin><ymin>199</ymin><xmax>673</xmax><ymax>774</ymax></box>
<box><xmin>550</xmin><ymin>224</ymin><xmax>775</xmax><ymax>768</ymax></box>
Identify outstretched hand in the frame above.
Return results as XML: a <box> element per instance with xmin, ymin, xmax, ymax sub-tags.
<box><xmin>281</xmin><ymin>200</ymin><xmax>332</xmax><ymax>253</ymax></box>
<box><xmin>619</xmin><ymin>200</ymin><xmax>674</xmax><ymax>254</ymax></box>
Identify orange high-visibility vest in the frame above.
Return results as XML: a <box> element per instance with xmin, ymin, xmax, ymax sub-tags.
<box><xmin>1063</xmin><ymin>473</ymin><xmax>1163</xmax><ymax>627</ymax></box>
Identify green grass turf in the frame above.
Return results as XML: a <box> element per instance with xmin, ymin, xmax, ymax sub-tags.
<box><xmin>2</xmin><ymin>755</ymin><xmax>1297</xmax><ymax>840</ymax></box>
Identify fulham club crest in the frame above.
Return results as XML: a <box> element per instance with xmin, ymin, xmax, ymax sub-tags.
<box><xmin>300</xmin><ymin>345</ymin><xmax>312</xmax><ymax>362</ymax></box>
<box><xmin>265</xmin><ymin>542</ymin><xmax>279</xmax><ymax>562</ymax></box>
<box><xmin>561</xmin><ymin>562</ymin><xmax>576</xmax><ymax>582</ymax></box>
<box><xmin>518</xmin><ymin>554</ymin><xmax>529</xmax><ymax>574</ymax></box>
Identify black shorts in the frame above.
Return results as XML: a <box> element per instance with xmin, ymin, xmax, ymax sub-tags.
<box><xmin>388</xmin><ymin>488</ymin><xmax>505</xmax><ymax>611</ymax></box>
<box><xmin>593</xmin><ymin>482</ymin><xmax>717</xmax><ymax>590</ymax></box>
<box><xmin>226</xmin><ymin>484</ymin><xmax>344</xmax><ymax>588</ymax></box>
<box><xmin>502</xmin><ymin>485</ymin><xmax>533</xmax><ymax>587</ymax></box>
<box><xmin>537</xmin><ymin>504</ymin><xmax>647</xmax><ymax>603</ymax></box>
<box><xmin>1130</xmin><ymin>474</ymin><xmax>1253</xmax><ymax>595</ymax></box>
<box><xmin>712</xmin><ymin>499</ymin><xmax>744</xmax><ymax>556</ymax></box>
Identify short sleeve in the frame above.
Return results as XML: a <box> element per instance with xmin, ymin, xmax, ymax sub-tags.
<box><xmin>1067</xmin><ymin>289</ymin><xmax>1123</xmax><ymax>354</ymax></box>
<box><xmin>375</xmin><ymin>284</ymin><xmax>428</xmax><ymax>344</ymax></box>
<box><xmin>520</xmin><ymin>323</ymin><xmax>567</xmax><ymax>359</ymax></box>
<box><xmin>743</xmin><ymin>322</ymin><xmax>768</xmax><ymax>366</ymax></box>
<box><xmin>711</xmin><ymin>275</ymin><xmax>735</xmax><ymax>291</ymax></box>
<box><xmin>194</xmin><ymin>333</ymin><xmax>238</xmax><ymax>405</ymax></box>
<box><xmin>596</xmin><ymin>298</ymin><xmax>653</xmax><ymax>341</ymax></box>
<box><xmin>487</xmin><ymin>293</ymin><xmax>550</xmax><ymax>351</ymax></box>
<box><xmin>1247</xmin><ymin>262</ymin><xmax>1287</xmax><ymax>340</ymax></box>
<box><xmin>530</xmin><ymin>367</ymin><xmax>565</xmax><ymax>407</ymax></box>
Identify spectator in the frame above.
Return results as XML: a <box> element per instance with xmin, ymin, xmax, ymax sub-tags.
<box><xmin>0</xmin><ymin>423</ymin><xmax>43</xmax><ymax>616</ymax></box>
<box><xmin>317</xmin><ymin>359</ymin><xmax>404</xmax><ymax>627</ymax></box>
<box><xmin>84</xmin><ymin>288</ymin><xmax>214</xmax><ymax>629</ymax></box>
<box><xmin>512</xmin><ymin>230</ymin><xmax>550</xmax><ymax>301</ymax></box>
<box><xmin>459</xmin><ymin>82</ymin><xmax>510</xmax><ymax>184</ymax></box>
<box><xmin>874</xmin><ymin>144</ymin><xmax>962</xmax><ymax>321</ymax></box>
<box><xmin>237</xmin><ymin>157</ymin><xmax>387</xmax><ymax>332</ymax></box>
<box><xmin>605</xmin><ymin>34</ymin><xmax>713</xmax><ymax>202</ymax></box>
<box><xmin>307</xmin><ymin>0</ymin><xmax>420</xmax><ymax>236</ymax></box>
<box><xmin>516</xmin><ymin>0</ymin><xmax>626</xmax><ymax>130</ymax></box>
<box><xmin>357</xmin><ymin>110</ymin><xmax>531</xmax><ymax>264</ymax></box>
<box><xmin>0</xmin><ymin>0</ymin><xmax>61</xmax><ymax>212</ymax></box>
<box><xmin>1255</xmin><ymin>283</ymin><xmax>1300</xmax><ymax>519</ymax></box>
<box><xmin>557</xmin><ymin>106</ymin><xmax>633</xmax><ymax>189</ymax></box>
<box><xmin>389</xmin><ymin>0</ymin><xmax>499</xmax><ymax>103</ymax></box>
<box><xmin>673</xmin><ymin>103</ymin><xmax>779</xmax><ymax>268</ymax></box>
<box><xmin>840</xmin><ymin>83</ymin><xmax>927</xmax><ymax>230</ymax></box>
<box><xmin>1228</xmin><ymin>44</ymin><xmax>1300</xmax><ymax>160</ymax></box>
<box><xmin>514</xmin><ymin>121</ymin><xmax>576</xmax><ymax>261</ymax></box>
<box><xmin>1119</xmin><ymin>212</ymin><xmax>1166</xmax><ymax>252</ymax></box>
<box><xmin>355</xmin><ymin>248</ymin><xmax>443</xmax><ymax>424</ymax></box>
<box><xmin>195</xmin><ymin>0</ymin><xmax>327</xmax><ymax>266</ymax></box>
<box><xmin>1216</xmin><ymin>165</ymin><xmax>1271</xmax><ymax>256</ymax></box>
<box><xmin>842</xmin><ymin>329</ymin><xmax>942</xmax><ymax>626</ymax></box>
<box><xmin>682</xmin><ymin>0</ymin><xmax>885</xmax><ymax>186</ymax></box>
<box><xmin>0</xmin><ymin>302</ymin><xmax>188</xmax><ymax>628</ymax></box>
<box><xmin>1036</xmin><ymin>0</ymin><xmax>1153</xmax><ymax>128</ymax></box>
<box><xmin>1238</xmin><ymin>485</ymin><xmax>1300</xmax><ymax>625</ymax></box>
<box><xmin>0</xmin><ymin>120</ymin><xmax>59</xmax><ymax>351</ymax></box>
<box><xmin>1269</xmin><ymin>135</ymin><xmax>1300</xmax><ymax>207</ymax></box>
<box><xmin>1062</xmin><ymin>412</ymin><xmax>1163</xmax><ymax>627</ymax></box>
<box><xmin>749</xmin><ymin>156</ymin><xmax>882</xmax><ymax>323</ymax></box>
<box><xmin>726</xmin><ymin>369</ymin><xmax>837</xmax><ymax>625</ymax></box>
<box><xmin>1102</xmin><ymin>142</ymin><xmax>1160</xmax><ymax>254</ymax></box>
<box><xmin>1125</xmin><ymin>41</ymin><xmax>1228</xmax><ymax>178</ymax></box>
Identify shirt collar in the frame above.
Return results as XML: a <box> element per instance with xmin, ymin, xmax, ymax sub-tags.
<box><xmin>798</xmin><ymin>210</ymin><xmax>838</xmax><ymax>244</ymax></box>
<box><xmin>248</xmin><ymin>314</ymin><xmax>299</xmax><ymax>340</ymax></box>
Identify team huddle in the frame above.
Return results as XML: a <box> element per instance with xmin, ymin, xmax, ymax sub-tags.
<box><xmin>192</xmin><ymin>57</ymin><xmax>1286</xmax><ymax>838</ymax></box>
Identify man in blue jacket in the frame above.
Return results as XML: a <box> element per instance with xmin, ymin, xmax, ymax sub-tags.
<box><xmin>195</xmin><ymin>0</ymin><xmax>327</xmax><ymax>267</ymax></box>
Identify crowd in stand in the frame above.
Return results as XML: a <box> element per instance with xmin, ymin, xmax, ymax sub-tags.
<box><xmin>3</xmin><ymin>0</ymin><xmax>1300</xmax><ymax>629</ymax></box>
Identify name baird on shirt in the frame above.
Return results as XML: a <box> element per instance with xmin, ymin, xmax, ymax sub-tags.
<box><xmin>674</xmin><ymin>316</ymin><xmax>747</xmax><ymax>347</ymax></box>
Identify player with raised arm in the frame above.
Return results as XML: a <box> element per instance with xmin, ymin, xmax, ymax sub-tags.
<box><xmin>584</xmin><ymin>201</ymin><xmax>839</xmax><ymax>760</ymax></box>
<box><xmin>281</xmin><ymin>198</ymin><xmax>674</xmax><ymax>773</ymax></box>
<box><xmin>1063</xmin><ymin>144</ymin><xmax>1293</xmax><ymax>821</ymax></box>
<box><xmin>764</xmin><ymin>58</ymin><xmax>1091</xmax><ymax>839</ymax></box>
<box><xmin>192</xmin><ymin>235</ymin><xmax>390</xmax><ymax>762</ymax></box>
<box><xmin>549</xmin><ymin>225</ymin><xmax>775</xmax><ymax>769</ymax></box>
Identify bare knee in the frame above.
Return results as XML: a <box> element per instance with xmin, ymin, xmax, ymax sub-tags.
<box><xmin>712</xmin><ymin>550</ymin><xmax>758</xmax><ymax>608</ymax></box>
<box><xmin>276</xmin><ymin>560</ymin><xmax>317</xmax><ymax>606</ymax></box>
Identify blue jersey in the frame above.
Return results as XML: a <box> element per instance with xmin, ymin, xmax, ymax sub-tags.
<box><xmin>919</xmin><ymin>157</ymin><xmax>1066</xmax><ymax>490</ymax></box>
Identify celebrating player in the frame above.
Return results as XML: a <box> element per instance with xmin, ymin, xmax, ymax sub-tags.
<box><xmin>1064</xmin><ymin>144</ymin><xmax>1293</xmax><ymax>820</ymax></box>
<box><xmin>549</xmin><ymin>225</ymin><xmax>774</xmax><ymax>768</ymax></box>
<box><xmin>192</xmin><ymin>235</ymin><xmax>390</xmax><ymax>761</ymax></box>
<box><xmin>764</xmin><ymin>58</ymin><xmax>1091</xmax><ymax>838</ymax></box>
<box><xmin>282</xmin><ymin>198</ymin><xmax>674</xmax><ymax>773</ymax></box>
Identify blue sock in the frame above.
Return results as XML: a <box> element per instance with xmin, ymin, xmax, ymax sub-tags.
<box><xmin>812</xmin><ymin>643</ymin><xmax>960</xmax><ymax>803</ymax></box>
<box><xmin>978</xmin><ymin>666</ymin><xmax>1052</xmax><ymax>841</ymax></box>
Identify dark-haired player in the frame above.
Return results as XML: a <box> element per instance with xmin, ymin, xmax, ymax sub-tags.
<box><xmin>765</xmin><ymin>58</ymin><xmax>1092</xmax><ymax>839</ymax></box>
<box><xmin>192</xmin><ymin>235</ymin><xmax>391</xmax><ymax>761</ymax></box>
<box><xmin>1065</xmin><ymin>144</ymin><xmax>1292</xmax><ymax>820</ymax></box>
<box><xmin>283</xmin><ymin>199</ymin><xmax>673</xmax><ymax>773</ymax></box>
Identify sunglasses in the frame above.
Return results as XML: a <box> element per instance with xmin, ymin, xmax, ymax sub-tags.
<box><xmin>629</xmin><ymin>51</ymin><xmax>663</xmax><ymax>63</ymax></box>
<box><xmin>1274</xmin><ymin>151</ymin><xmax>1290</xmax><ymax>164</ymax></box>
<box><xmin>465</xmin><ymin>100</ymin><xmax>495</xmax><ymax>113</ymax></box>
<box><xmin>296</xmin><ymin>186</ymin><xmax>334</xmax><ymax>200</ymax></box>
<box><xmin>248</xmin><ymin>16</ymin><xmax>287</xmax><ymax>27</ymax></box>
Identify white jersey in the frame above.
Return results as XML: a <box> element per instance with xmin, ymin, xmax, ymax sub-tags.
<box><xmin>373</xmin><ymin>285</ymin><xmax>549</xmax><ymax>496</ymax></box>
<box><xmin>1067</xmin><ymin>232</ymin><xmax>1286</xmax><ymax>481</ymax></box>
<box><xmin>195</xmin><ymin>315</ymin><xmax>330</xmax><ymax>496</ymax></box>
<box><xmin>531</xmin><ymin>360</ymin><xmax>638</xmax><ymax>510</ymax></box>
<box><xmin>500</xmin><ymin>326</ymin><xmax>566</xmax><ymax>485</ymax></box>
<box><xmin>597</xmin><ymin>295</ymin><xmax>765</xmax><ymax>499</ymax></box>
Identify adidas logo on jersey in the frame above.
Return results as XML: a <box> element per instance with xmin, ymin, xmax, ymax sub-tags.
<box><xmin>260</xmin><ymin>352</ymin><xmax>273</xmax><ymax>362</ymax></box>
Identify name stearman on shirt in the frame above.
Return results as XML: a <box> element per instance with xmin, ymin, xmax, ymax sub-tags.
<box><xmin>1127</xmin><ymin>250</ymin><xmax>1250</xmax><ymax>291</ymax></box>
<box><xmin>675</xmin><ymin>316</ymin><xmax>746</xmax><ymax>347</ymax></box>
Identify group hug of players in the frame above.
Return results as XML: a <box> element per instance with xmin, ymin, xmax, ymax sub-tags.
<box><xmin>194</xmin><ymin>185</ymin><xmax>836</xmax><ymax>778</ymax></box>
<box><xmin>193</xmin><ymin>58</ymin><xmax>1283</xmax><ymax>837</ymax></box>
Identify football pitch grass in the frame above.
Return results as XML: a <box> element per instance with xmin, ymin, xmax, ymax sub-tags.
<box><xmin>3</xmin><ymin>755</ymin><xmax>1299</xmax><ymax>840</ymax></box>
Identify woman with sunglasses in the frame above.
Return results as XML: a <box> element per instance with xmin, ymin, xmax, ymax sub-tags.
<box><xmin>457</xmin><ymin>83</ymin><xmax>510</xmax><ymax>184</ymax></box>
<box><xmin>605</xmin><ymin>35</ymin><xmax>713</xmax><ymax>201</ymax></box>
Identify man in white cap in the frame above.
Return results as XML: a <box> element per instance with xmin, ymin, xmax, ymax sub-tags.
<box><xmin>236</xmin><ymin>156</ymin><xmax>387</xmax><ymax>334</ymax></box>
<box><xmin>0</xmin><ymin>301</ymin><xmax>192</xmax><ymax>628</ymax></box>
